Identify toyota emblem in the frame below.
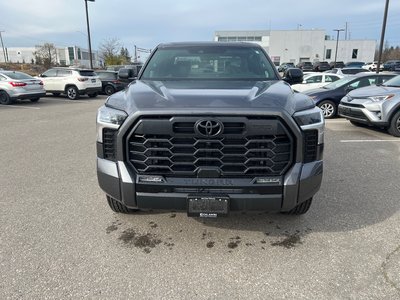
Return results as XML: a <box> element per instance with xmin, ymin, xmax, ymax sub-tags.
<box><xmin>195</xmin><ymin>119</ymin><xmax>224</xmax><ymax>137</ymax></box>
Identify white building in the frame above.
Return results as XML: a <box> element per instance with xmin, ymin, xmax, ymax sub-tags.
<box><xmin>1</xmin><ymin>46</ymin><xmax>101</xmax><ymax>68</ymax></box>
<box><xmin>214</xmin><ymin>29</ymin><xmax>376</xmax><ymax>65</ymax></box>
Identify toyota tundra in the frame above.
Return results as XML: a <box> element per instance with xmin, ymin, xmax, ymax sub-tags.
<box><xmin>96</xmin><ymin>42</ymin><xmax>324</xmax><ymax>217</ymax></box>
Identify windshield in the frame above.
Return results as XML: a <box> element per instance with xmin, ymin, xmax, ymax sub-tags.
<box><xmin>141</xmin><ymin>45</ymin><xmax>278</xmax><ymax>80</ymax></box>
<box><xmin>323</xmin><ymin>76</ymin><xmax>356</xmax><ymax>89</ymax></box>
<box><xmin>4</xmin><ymin>71</ymin><xmax>33</xmax><ymax>80</ymax></box>
<box><xmin>382</xmin><ymin>75</ymin><xmax>400</xmax><ymax>87</ymax></box>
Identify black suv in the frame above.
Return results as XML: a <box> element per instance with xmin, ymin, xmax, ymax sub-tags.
<box><xmin>313</xmin><ymin>61</ymin><xmax>330</xmax><ymax>72</ymax></box>
<box><xmin>96</xmin><ymin>71</ymin><xmax>127</xmax><ymax>95</ymax></box>
<box><xmin>96</xmin><ymin>42</ymin><xmax>324</xmax><ymax>217</ymax></box>
<box><xmin>296</xmin><ymin>62</ymin><xmax>313</xmax><ymax>72</ymax></box>
<box><xmin>329</xmin><ymin>61</ymin><xmax>345</xmax><ymax>69</ymax></box>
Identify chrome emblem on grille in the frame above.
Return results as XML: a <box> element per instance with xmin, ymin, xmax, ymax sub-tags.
<box><xmin>195</xmin><ymin>119</ymin><xmax>224</xmax><ymax>137</ymax></box>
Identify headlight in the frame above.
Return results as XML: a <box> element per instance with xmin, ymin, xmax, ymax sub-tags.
<box><xmin>97</xmin><ymin>105</ymin><xmax>128</xmax><ymax>142</ymax></box>
<box><xmin>293</xmin><ymin>107</ymin><xmax>325</xmax><ymax>144</ymax></box>
<box><xmin>368</xmin><ymin>94</ymin><xmax>395</xmax><ymax>102</ymax></box>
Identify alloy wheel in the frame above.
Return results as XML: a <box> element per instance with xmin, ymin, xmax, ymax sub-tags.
<box><xmin>320</xmin><ymin>103</ymin><xmax>335</xmax><ymax>118</ymax></box>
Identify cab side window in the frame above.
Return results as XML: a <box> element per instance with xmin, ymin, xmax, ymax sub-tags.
<box><xmin>42</xmin><ymin>69</ymin><xmax>57</xmax><ymax>77</ymax></box>
<box><xmin>57</xmin><ymin>70</ymin><xmax>72</xmax><ymax>77</ymax></box>
<box><xmin>305</xmin><ymin>75</ymin><xmax>322</xmax><ymax>83</ymax></box>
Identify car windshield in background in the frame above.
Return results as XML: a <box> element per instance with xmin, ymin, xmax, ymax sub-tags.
<box><xmin>4</xmin><ymin>71</ymin><xmax>33</xmax><ymax>80</ymax></box>
<box><xmin>382</xmin><ymin>75</ymin><xmax>400</xmax><ymax>87</ymax></box>
<box><xmin>79</xmin><ymin>71</ymin><xmax>96</xmax><ymax>77</ymax></box>
<box><xmin>141</xmin><ymin>46</ymin><xmax>278</xmax><ymax>80</ymax></box>
<box><xmin>323</xmin><ymin>76</ymin><xmax>356</xmax><ymax>89</ymax></box>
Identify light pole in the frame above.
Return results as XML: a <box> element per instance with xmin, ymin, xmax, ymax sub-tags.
<box><xmin>376</xmin><ymin>0</ymin><xmax>390</xmax><ymax>74</ymax></box>
<box><xmin>333</xmin><ymin>29</ymin><xmax>344</xmax><ymax>68</ymax></box>
<box><xmin>0</xmin><ymin>31</ymin><xmax>7</xmax><ymax>63</ymax></box>
<box><xmin>84</xmin><ymin>0</ymin><xmax>95</xmax><ymax>69</ymax></box>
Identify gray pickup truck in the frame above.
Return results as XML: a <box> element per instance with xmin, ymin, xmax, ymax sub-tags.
<box><xmin>96</xmin><ymin>42</ymin><xmax>324</xmax><ymax>217</ymax></box>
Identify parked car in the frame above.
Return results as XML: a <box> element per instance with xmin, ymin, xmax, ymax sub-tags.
<box><xmin>296</xmin><ymin>61</ymin><xmax>313</xmax><ymax>72</ymax></box>
<box><xmin>95</xmin><ymin>70</ymin><xmax>127</xmax><ymax>95</ymax></box>
<box><xmin>339</xmin><ymin>75</ymin><xmax>400</xmax><ymax>136</ymax></box>
<box><xmin>0</xmin><ymin>70</ymin><xmax>45</xmax><ymax>105</ymax></box>
<box><xmin>38</xmin><ymin>67</ymin><xmax>102</xmax><ymax>100</ymax></box>
<box><xmin>97</xmin><ymin>42</ymin><xmax>324</xmax><ymax>216</ymax></box>
<box><xmin>277</xmin><ymin>62</ymin><xmax>295</xmax><ymax>72</ymax></box>
<box><xmin>304</xmin><ymin>73</ymin><xmax>396</xmax><ymax>118</ymax></box>
<box><xmin>345</xmin><ymin>61</ymin><xmax>365</xmax><ymax>68</ymax></box>
<box><xmin>292</xmin><ymin>73</ymin><xmax>342</xmax><ymax>92</ymax></box>
<box><xmin>312</xmin><ymin>61</ymin><xmax>330</xmax><ymax>72</ymax></box>
<box><xmin>329</xmin><ymin>61</ymin><xmax>345</xmax><ymax>69</ymax></box>
<box><xmin>383</xmin><ymin>60</ymin><xmax>400</xmax><ymax>71</ymax></box>
<box><xmin>362</xmin><ymin>62</ymin><xmax>383</xmax><ymax>71</ymax></box>
<box><xmin>327</xmin><ymin>68</ymin><xmax>369</xmax><ymax>76</ymax></box>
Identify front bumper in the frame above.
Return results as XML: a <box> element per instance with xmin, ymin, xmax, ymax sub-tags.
<box><xmin>338</xmin><ymin>99</ymin><xmax>389</xmax><ymax>126</ymax></box>
<box><xmin>10</xmin><ymin>91</ymin><xmax>46</xmax><ymax>100</ymax></box>
<box><xmin>97</xmin><ymin>157</ymin><xmax>323</xmax><ymax>212</ymax></box>
<box><xmin>78</xmin><ymin>87</ymin><xmax>102</xmax><ymax>95</ymax></box>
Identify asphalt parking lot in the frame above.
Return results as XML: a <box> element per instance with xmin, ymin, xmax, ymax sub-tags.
<box><xmin>1</xmin><ymin>95</ymin><xmax>400</xmax><ymax>299</ymax></box>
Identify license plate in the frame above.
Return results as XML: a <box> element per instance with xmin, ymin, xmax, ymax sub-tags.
<box><xmin>91</xmin><ymin>79</ymin><xmax>96</xmax><ymax>83</ymax></box>
<box><xmin>187</xmin><ymin>196</ymin><xmax>229</xmax><ymax>217</ymax></box>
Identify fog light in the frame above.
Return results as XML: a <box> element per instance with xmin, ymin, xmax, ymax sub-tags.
<box><xmin>138</xmin><ymin>176</ymin><xmax>165</xmax><ymax>183</ymax></box>
<box><xmin>255</xmin><ymin>177</ymin><xmax>281</xmax><ymax>184</ymax></box>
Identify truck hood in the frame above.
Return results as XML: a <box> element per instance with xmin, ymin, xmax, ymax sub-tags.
<box><xmin>348</xmin><ymin>85</ymin><xmax>400</xmax><ymax>97</ymax></box>
<box><xmin>106</xmin><ymin>80</ymin><xmax>314</xmax><ymax>115</ymax></box>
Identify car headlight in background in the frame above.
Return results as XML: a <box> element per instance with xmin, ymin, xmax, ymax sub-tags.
<box><xmin>368</xmin><ymin>94</ymin><xmax>395</xmax><ymax>102</ymax></box>
<box><xmin>293</xmin><ymin>106</ymin><xmax>325</xmax><ymax>144</ymax></box>
<box><xmin>97</xmin><ymin>105</ymin><xmax>128</xmax><ymax>142</ymax></box>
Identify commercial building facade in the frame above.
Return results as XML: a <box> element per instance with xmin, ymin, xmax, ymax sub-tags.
<box><xmin>0</xmin><ymin>46</ymin><xmax>101</xmax><ymax>68</ymax></box>
<box><xmin>215</xmin><ymin>29</ymin><xmax>376</xmax><ymax>66</ymax></box>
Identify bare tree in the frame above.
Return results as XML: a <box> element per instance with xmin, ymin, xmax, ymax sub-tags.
<box><xmin>99</xmin><ymin>38</ymin><xmax>124</xmax><ymax>66</ymax></box>
<box><xmin>33</xmin><ymin>43</ymin><xmax>57</xmax><ymax>68</ymax></box>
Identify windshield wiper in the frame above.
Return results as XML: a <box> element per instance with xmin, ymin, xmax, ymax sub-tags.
<box><xmin>382</xmin><ymin>85</ymin><xmax>400</xmax><ymax>88</ymax></box>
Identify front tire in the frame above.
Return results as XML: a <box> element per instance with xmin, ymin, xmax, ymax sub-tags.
<box><xmin>106</xmin><ymin>195</ymin><xmax>138</xmax><ymax>214</ymax></box>
<box><xmin>66</xmin><ymin>86</ymin><xmax>79</xmax><ymax>100</ymax></box>
<box><xmin>30</xmin><ymin>98</ymin><xmax>40</xmax><ymax>102</ymax></box>
<box><xmin>318</xmin><ymin>100</ymin><xmax>336</xmax><ymax>118</ymax></box>
<box><xmin>0</xmin><ymin>91</ymin><xmax>13</xmax><ymax>105</ymax></box>
<box><xmin>282</xmin><ymin>198</ymin><xmax>313</xmax><ymax>215</ymax></box>
<box><xmin>104</xmin><ymin>85</ymin><xmax>115</xmax><ymax>96</ymax></box>
<box><xmin>388</xmin><ymin>110</ymin><xmax>400</xmax><ymax>137</ymax></box>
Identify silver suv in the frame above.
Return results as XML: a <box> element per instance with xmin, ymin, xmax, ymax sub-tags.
<box><xmin>339</xmin><ymin>75</ymin><xmax>400</xmax><ymax>136</ymax></box>
<box><xmin>39</xmin><ymin>67</ymin><xmax>102</xmax><ymax>100</ymax></box>
<box><xmin>0</xmin><ymin>71</ymin><xmax>45</xmax><ymax>105</ymax></box>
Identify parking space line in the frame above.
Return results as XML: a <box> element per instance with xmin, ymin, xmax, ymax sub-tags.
<box><xmin>341</xmin><ymin>139</ymin><xmax>400</xmax><ymax>143</ymax></box>
<box><xmin>1</xmin><ymin>105</ymin><xmax>40</xmax><ymax>110</ymax></box>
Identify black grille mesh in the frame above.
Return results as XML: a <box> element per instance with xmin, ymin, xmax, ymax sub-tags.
<box><xmin>103</xmin><ymin>128</ymin><xmax>117</xmax><ymax>161</ymax></box>
<box><xmin>127</xmin><ymin>117</ymin><xmax>294</xmax><ymax>177</ymax></box>
<box><xmin>303</xmin><ymin>130</ymin><xmax>318</xmax><ymax>163</ymax></box>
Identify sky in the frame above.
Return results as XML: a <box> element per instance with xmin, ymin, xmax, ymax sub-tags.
<box><xmin>1</xmin><ymin>0</ymin><xmax>399</xmax><ymax>60</ymax></box>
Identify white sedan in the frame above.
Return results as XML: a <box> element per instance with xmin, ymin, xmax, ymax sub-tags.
<box><xmin>292</xmin><ymin>73</ymin><xmax>342</xmax><ymax>92</ymax></box>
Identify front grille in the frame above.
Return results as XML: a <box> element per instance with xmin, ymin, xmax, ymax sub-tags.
<box><xmin>127</xmin><ymin>116</ymin><xmax>294</xmax><ymax>177</ymax></box>
<box><xmin>341</xmin><ymin>102</ymin><xmax>364</xmax><ymax>108</ymax></box>
<box><xmin>103</xmin><ymin>128</ymin><xmax>117</xmax><ymax>160</ymax></box>
<box><xmin>339</xmin><ymin>107</ymin><xmax>367</xmax><ymax>120</ymax></box>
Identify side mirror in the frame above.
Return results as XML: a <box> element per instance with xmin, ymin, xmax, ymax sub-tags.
<box><xmin>345</xmin><ymin>86</ymin><xmax>355</xmax><ymax>93</ymax></box>
<box><xmin>283</xmin><ymin>68</ymin><xmax>304</xmax><ymax>85</ymax></box>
